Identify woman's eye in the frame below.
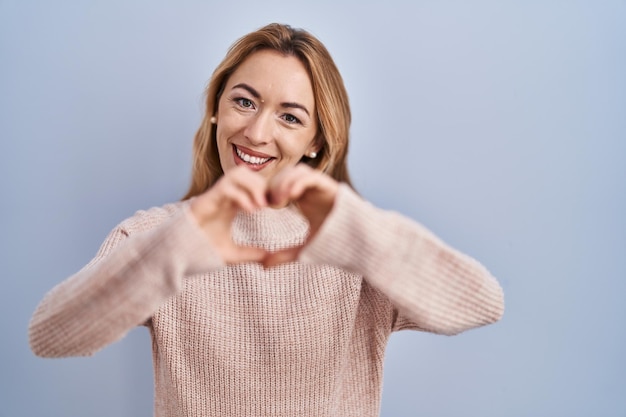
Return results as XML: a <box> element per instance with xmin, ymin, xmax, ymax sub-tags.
<box><xmin>282</xmin><ymin>113</ymin><xmax>301</xmax><ymax>124</ymax></box>
<box><xmin>235</xmin><ymin>98</ymin><xmax>254</xmax><ymax>109</ymax></box>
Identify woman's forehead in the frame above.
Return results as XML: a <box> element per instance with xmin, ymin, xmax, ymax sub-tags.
<box><xmin>225</xmin><ymin>50</ymin><xmax>315</xmax><ymax>106</ymax></box>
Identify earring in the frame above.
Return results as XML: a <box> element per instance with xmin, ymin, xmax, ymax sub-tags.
<box><xmin>210</xmin><ymin>116</ymin><xmax>217</xmax><ymax>124</ymax></box>
<box><xmin>309</xmin><ymin>151</ymin><xmax>317</xmax><ymax>159</ymax></box>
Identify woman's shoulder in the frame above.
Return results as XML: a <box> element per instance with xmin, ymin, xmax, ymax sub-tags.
<box><xmin>117</xmin><ymin>200</ymin><xmax>189</xmax><ymax>236</ymax></box>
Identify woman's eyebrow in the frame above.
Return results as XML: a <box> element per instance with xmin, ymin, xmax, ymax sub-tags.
<box><xmin>231</xmin><ymin>83</ymin><xmax>311</xmax><ymax>117</ymax></box>
<box><xmin>282</xmin><ymin>102</ymin><xmax>310</xmax><ymax>117</ymax></box>
<box><xmin>232</xmin><ymin>83</ymin><xmax>260</xmax><ymax>98</ymax></box>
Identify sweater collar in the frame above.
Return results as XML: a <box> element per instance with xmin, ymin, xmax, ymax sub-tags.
<box><xmin>232</xmin><ymin>204</ymin><xmax>309</xmax><ymax>250</ymax></box>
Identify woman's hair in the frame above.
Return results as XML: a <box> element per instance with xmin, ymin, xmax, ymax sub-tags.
<box><xmin>182</xmin><ymin>23</ymin><xmax>352</xmax><ymax>200</ymax></box>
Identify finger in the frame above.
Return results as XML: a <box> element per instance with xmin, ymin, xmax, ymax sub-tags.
<box><xmin>190</xmin><ymin>174</ymin><xmax>267</xmax><ymax>247</ymax></box>
<box><xmin>206</xmin><ymin>167</ymin><xmax>268</xmax><ymax>214</ymax></box>
<box><xmin>270</xmin><ymin>165</ymin><xmax>338</xmax><ymax>215</ymax></box>
<box><xmin>227</xmin><ymin>166</ymin><xmax>268</xmax><ymax>208</ymax></box>
<box><xmin>268</xmin><ymin>165</ymin><xmax>317</xmax><ymax>207</ymax></box>
<box><xmin>219</xmin><ymin>180</ymin><xmax>264</xmax><ymax>213</ymax></box>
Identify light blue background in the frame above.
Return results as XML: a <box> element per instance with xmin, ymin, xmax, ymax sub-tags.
<box><xmin>1</xmin><ymin>1</ymin><xmax>625</xmax><ymax>416</ymax></box>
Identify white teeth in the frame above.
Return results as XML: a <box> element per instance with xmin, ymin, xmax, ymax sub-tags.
<box><xmin>235</xmin><ymin>147</ymin><xmax>271</xmax><ymax>165</ymax></box>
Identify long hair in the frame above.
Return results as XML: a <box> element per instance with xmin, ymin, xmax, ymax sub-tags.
<box><xmin>182</xmin><ymin>23</ymin><xmax>352</xmax><ymax>200</ymax></box>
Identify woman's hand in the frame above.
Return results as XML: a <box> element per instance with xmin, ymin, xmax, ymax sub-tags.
<box><xmin>190</xmin><ymin>166</ymin><xmax>269</xmax><ymax>264</ymax></box>
<box><xmin>190</xmin><ymin>164</ymin><xmax>339</xmax><ymax>267</ymax></box>
<box><xmin>263</xmin><ymin>164</ymin><xmax>339</xmax><ymax>267</ymax></box>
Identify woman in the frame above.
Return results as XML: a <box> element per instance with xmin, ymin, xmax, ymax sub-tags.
<box><xmin>29</xmin><ymin>23</ymin><xmax>504</xmax><ymax>417</ymax></box>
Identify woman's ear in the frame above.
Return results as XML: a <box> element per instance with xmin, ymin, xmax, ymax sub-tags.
<box><xmin>305</xmin><ymin>141</ymin><xmax>322</xmax><ymax>159</ymax></box>
<box><xmin>307</xmin><ymin>133</ymin><xmax>324</xmax><ymax>159</ymax></box>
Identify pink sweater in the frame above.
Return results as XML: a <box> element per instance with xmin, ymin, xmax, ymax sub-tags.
<box><xmin>29</xmin><ymin>185</ymin><xmax>504</xmax><ymax>417</ymax></box>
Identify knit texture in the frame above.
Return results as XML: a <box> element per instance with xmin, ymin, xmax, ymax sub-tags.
<box><xmin>29</xmin><ymin>185</ymin><xmax>504</xmax><ymax>417</ymax></box>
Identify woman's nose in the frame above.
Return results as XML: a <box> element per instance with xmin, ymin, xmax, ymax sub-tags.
<box><xmin>244</xmin><ymin>112</ymin><xmax>273</xmax><ymax>145</ymax></box>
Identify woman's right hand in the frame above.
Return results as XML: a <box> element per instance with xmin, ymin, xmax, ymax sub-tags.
<box><xmin>189</xmin><ymin>166</ymin><xmax>268</xmax><ymax>264</ymax></box>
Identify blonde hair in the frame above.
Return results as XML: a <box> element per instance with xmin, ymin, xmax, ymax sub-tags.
<box><xmin>182</xmin><ymin>23</ymin><xmax>352</xmax><ymax>200</ymax></box>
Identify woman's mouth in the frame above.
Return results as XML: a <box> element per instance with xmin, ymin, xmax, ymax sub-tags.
<box><xmin>232</xmin><ymin>145</ymin><xmax>274</xmax><ymax>170</ymax></box>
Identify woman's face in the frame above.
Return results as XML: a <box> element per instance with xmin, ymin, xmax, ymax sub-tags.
<box><xmin>215</xmin><ymin>49</ymin><xmax>318</xmax><ymax>179</ymax></box>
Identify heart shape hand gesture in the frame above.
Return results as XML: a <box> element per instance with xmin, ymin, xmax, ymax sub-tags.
<box><xmin>189</xmin><ymin>164</ymin><xmax>339</xmax><ymax>268</ymax></box>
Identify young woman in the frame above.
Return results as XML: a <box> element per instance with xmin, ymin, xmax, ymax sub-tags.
<box><xmin>29</xmin><ymin>23</ymin><xmax>504</xmax><ymax>417</ymax></box>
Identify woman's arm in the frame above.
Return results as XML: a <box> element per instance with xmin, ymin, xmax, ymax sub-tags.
<box><xmin>28</xmin><ymin>206</ymin><xmax>222</xmax><ymax>358</ymax></box>
<box><xmin>299</xmin><ymin>184</ymin><xmax>504</xmax><ymax>335</ymax></box>
<box><xmin>29</xmin><ymin>167</ymin><xmax>274</xmax><ymax>358</ymax></box>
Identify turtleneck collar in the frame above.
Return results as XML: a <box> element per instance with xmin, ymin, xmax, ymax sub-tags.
<box><xmin>232</xmin><ymin>204</ymin><xmax>309</xmax><ymax>251</ymax></box>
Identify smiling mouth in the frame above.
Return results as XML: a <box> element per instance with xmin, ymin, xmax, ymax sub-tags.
<box><xmin>233</xmin><ymin>145</ymin><xmax>275</xmax><ymax>168</ymax></box>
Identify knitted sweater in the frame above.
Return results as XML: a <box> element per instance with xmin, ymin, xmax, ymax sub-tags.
<box><xmin>29</xmin><ymin>184</ymin><xmax>504</xmax><ymax>417</ymax></box>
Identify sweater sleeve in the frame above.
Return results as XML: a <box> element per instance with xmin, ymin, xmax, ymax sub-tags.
<box><xmin>28</xmin><ymin>206</ymin><xmax>224</xmax><ymax>358</ymax></box>
<box><xmin>298</xmin><ymin>185</ymin><xmax>504</xmax><ymax>336</ymax></box>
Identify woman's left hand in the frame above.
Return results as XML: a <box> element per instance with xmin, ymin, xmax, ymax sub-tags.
<box><xmin>263</xmin><ymin>164</ymin><xmax>339</xmax><ymax>267</ymax></box>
